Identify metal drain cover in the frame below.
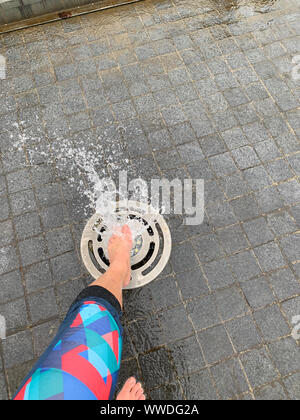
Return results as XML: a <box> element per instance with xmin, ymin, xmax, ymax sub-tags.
<box><xmin>81</xmin><ymin>200</ymin><xmax>172</xmax><ymax>289</ymax></box>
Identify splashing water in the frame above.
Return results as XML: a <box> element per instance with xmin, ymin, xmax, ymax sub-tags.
<box><xmin>7</xmin><ymin>123</ymin><xmax>161</xmax><ymax>246</ymax></box>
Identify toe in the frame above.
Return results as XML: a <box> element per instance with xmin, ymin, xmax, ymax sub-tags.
<box><xmin>132</xmin><ymin>382</ymin><xmax>142</xmax><ymax>396</ymax></box>
<box><xmin>135</xmin><ymin>387</ymin><xmax>144</xmax><ymax>398</ymax></box>
<box><xmin>122</xmin><ymin>224</ymin><xmax>131</xmax><ymax>235</ymax></box>
<box><xmin>138</xmin><ymin>394</ymin><xmax>146</xmax><ymax>400</ymax></box>
<box><xmin>124</xmin><ymin>377</ymin><xmax>136</xmax><ymax>391</ymax></box>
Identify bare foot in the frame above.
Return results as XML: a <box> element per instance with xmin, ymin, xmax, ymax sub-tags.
<box><xmin>108</xmin><ymin>225</ymin><xmax>133</xmax><ymax>287</ymax></box>
<box><xmin>116</xmin><ymin>377</ymin><xmax>146</xmax><ymax>400</ymax></box>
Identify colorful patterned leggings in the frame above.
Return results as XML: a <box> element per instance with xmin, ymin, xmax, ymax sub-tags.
<box><xmin>13</xmin><ymin>286</ymin><xmax>123</xmax><ymax>400</ymax></box>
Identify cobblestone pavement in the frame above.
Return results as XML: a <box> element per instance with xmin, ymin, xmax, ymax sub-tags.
<box><xmin>0</xmin><ymin>0</ymin><xmax>300</xmax><ymax>401</ymax></box>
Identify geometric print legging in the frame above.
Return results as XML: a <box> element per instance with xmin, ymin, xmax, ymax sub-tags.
<box><xmin>13</xmin><ymin>286</ymin><xmax>123</xmax><ymax>400</ymax></box>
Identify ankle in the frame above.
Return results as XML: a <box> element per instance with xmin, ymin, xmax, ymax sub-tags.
<box><xmin>109</xmin><ymin>260</ymin><xmax>129</xmax><ymax>278</ymax></box>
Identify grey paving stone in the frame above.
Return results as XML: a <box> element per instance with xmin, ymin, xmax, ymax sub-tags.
<box><xmin>0</xmin><ymin>297</ymin><xmax>28</xmax><ymax>331</ymax></box>
<box><xmin>268</xmin><ymin>338</ymin><xmax>300</xmax><ymax>376</ymax></box>
<box><xmin>265</xmin><ymin>159</ymin><xmax>294</xmax><ymax>183</ymax></box>
<box><xmin>231</xmin><ymin>194</ymin><xmax>260</xmax><ymax>221</ymax></box>
<box><xmin>209</xmin><ymin>152</ymin><xmax>237</xmax><ymax>177</ymax></box>
<box><xmin>192</xmin><ymin>233</ymin><xmax>224</xmax><ymax>263</ymax></box>
<box><xmin>195</xmin><ymin>77</ymin><xmax>219</xmax><ymax>96</ymax></box>
<box><xmin>139</xmin><ymin>348</ymin><xmax>176</xmax><ymax>389</ymax></box>
<box><xmin>276</xmin><ymin>132</ymin><xmax>300</xmax><ymax>154</ymax></box>
<box><xmin>170</xmin><ymin>240</ymin><xmax>199</xmax><ymax>273</ymax></box>
<box><xmin>288</xmin><ymin>153</ymin><xmax>300</xmax><ymax>176</ymax></box>
<box><xmin>254</xmin><ymin>242</ymin><xmax>286</xmax><ymax>272</ymax></box>
<box><xmin>19</xmin><ymin>235</ymin><xmax>48</xmax><ymax>267</ymax></box>
<box><xmin>24</xmin><ymin>261</ymin><xmax>53</xmax><ymax>293</ymax></box>
<box><xmin>255</xmin><ymin>186</ymin><xmax>284</xmax><ymax>213</ymax></box>
<box><xmin>242</xmin><ymin>275</ymin><xmax>275</xmax><ymax>309</ymax></box>
<box><xmin>206</xmin><ymin>201</ymin><xmax>237</xmax><ymax>229</ymax></box>
<box><xmin>187</xmin><ymin>294</ymin><xmax>220</xmax><ymax>331</ymax></box>
<box><xmin>267</xmin><ymin>211</ymin><xmax>297</xmax><ymax>236</ymax></box>
<box><xmin>240</xmin><ymin>348</ymin><xmax>278</xmax><ymax>388</ymax></box>
<box><xmin>215</xmin><ymin>71</ymin><xmax>239</xmax><ymax>91</ymax></box>
<box><xmin>269</xmin><ymin>268</ymin><xmax>300</xmax><ymax>301</ymax></box>
<box><xmin>50</xmin><ymin>250</ymin><xmax>81</xmax><ymax>284</ymax></box>
<box><xmin>207</xmin><ymin>57</ymin><xmax>228</xmax><ymax>75</ymax></box>
<box><xmin>150</xmin><ymin>275</ymin><xmax>181</xmax><ymax>311</ymax></box>
<box><xmin>219</xmin><ymin>172</ymin><xmax>251</xmax><ymax>199</ymax></box>
<box><xmin>198</xmin><ymin>325</ymin><xmax>234</xmax><ymax>364</ymax></box>
<box><xmin>169</xmin><ymin>335</ymin><xmax>205</xmax><ymax>377</ymax></box>
<box><xmin>278</xmin><ymin>180</ymin><xmax>300</xmax><ymax>206</ymax></box>
<box><xmin>202</xmin><ymin>180</ymin><xmax>223</xmax><ymax>205</ymax></box>
<box><xmin>203</xmin><ymin>92</ymin><xmax>228</xmax><ymax>114</ymax></box>
<box><xmin>188</xmin><ymin>159</ymin><xmax>215</xmax><ymax>181</ymax></box>
<box><xmin>211</xmin><ymin>358</ymin><xmax>249</xmax><ymax>399</ymax></box>
<box><xmin>10</xmin><ymin>189</ymin><xmax>37</xmax><ymax>216</ymax></box>
<box><xmin>45</xmin><ymin>227</ymin><xmax>74</xmax><ymax>258</ymax></box>
<box><xmin>176</xmin><ymin>269</ymin><xmax>209</xmax><ymax>301</ymax></box>
<box><xmin>149</xmin><ymin>382</ymin><xmax>184</xmax><ymax>400</ymax></box>
<box><xmin>121</xmin><ymin>325</ymin><xmax>136</xmax><ymax>361</ymax></box>
<box><xmin>189</xmin><ymin>114</ymin><xmax>215</xmax><ymax>138</ymax></box>
<box><xmin>243</xmin><ymin>217</ymin><xmax>274</xmax><ymax>247</ymax></box>
<box><xmin>217</xmin><ymin>224</ymin><xmax>248</xmax><ymax>255</ymax></box>
<box><xmin>226</xmin><ymin>315</ymin><xmax>263</xmax><ymax>352</ymax></box>
<box><xmin>177</xmin><ymin>141</ymin><xmax>204</xmax><ymax>163</ymax></box>
<box><xmin>293</xmin><ymin>262</ymin><xmax>300</xmax><ymax>278</ymax></box>
<box><xmin>180</xmin><ymin>369</ymin><xmax>218</xmax><ymax>400</ymax></box>
<box><xmin>0</xmin><ymin>245</ymin><xmax>19</xmax><ymax>275</ymax></box>
<box><xmin>203</xmin><ymin>258</ymin><xmax>235</xmax><ymax>290</ymax></box>
<box><xmin>254</xmin><ymin>382</ymin><xmax>288</xmax><ymax>400</ymax></box>
<box><xmin>153</xmin><ymin>88</ymin><xmax>178</xmax><ymax>109</ymax></box>
<box><xmin>254</xmin><ymin>305</ymin><xmax>290</xmax><ymax>342</ymax></box>
<box><xmin>232</xmin><ymin>146</ymin><xmax>260</xmax><ymax>170</ymax></box>
<box><xmin>198</xmin><ymin>133</ymin><xmax>227</xmax><ymax>157</ymax></box>
<box><xmin>128</xmin><ymin>314</ymin><xmax>164</xmax><ymax>353</ymax></box>
<box><xmin>176</xmin><ymin>83</ymin><xmax>199</xmax><ymax>103</ymax></box>
<box><xmin>215</xmin><ymin>285</ymin><xmax>249</xmax><ymax>321</ymax></box>
<box><xmin>162</xmin><ymin>104</ymin><xmax>188</xmax><ymax>126</ymax></box>
<box><xmin>168</xmin><ymin>122</ymin><xmax>195</xmax><ymax>146</ymax></box>
<box><xmin>280</xmin><ymin>296</ymin><xmax>300</xmax><ymax>323</ymax></box>
<box><xmin>279</xmin><ymin>233</ymin><xmax>300</xmax><ymax>263</ymax></box>
<box><xmin>254</xmin><ymin>140</ymin><xmax>281</xmax><ymax>162</ymax></box>
<box><xmin>2</xmin><ymin>149</ymin><xmax>27</xmax><ymax>174</ymax></box>
<box><xmin>223</xmin><ymin>87</ymin><xmax>249</xmax><ymax>107</ymax></box>
<box><xmin>0</xmin><ymin>371</ymin><xmax>7</xmax><ymax>400</ymax></box>
<box><xmin>159</xmin><ymin>305</ymin><xmax>193</xmax><ymax>343</ymax></box>
<box><xmin>221</xmin><ymin>127</ymin><xmax>249</xmax><ymax>150</ymax></box>
<box><xmin>228</xmin><ymin>250</ymin><xmax>261</xmax><ymax>282</ymax></box>
<box><xmin>6</xmin><ymin>169</ymin><xmax>32</xmax><ymax>194</ymax></box>
<box><xmin>284</xmin><ymin>373</ymin><xmax>300</xmax><ymax>400</ymax></box>
<box><xmin>40</xmin><ymin>204</ymin><xmax>68</xmax><ymax>231</ymax></box>
<box><xmin>243</xmin><ymin>121</ymin><xmax>271</xmax><ymax>144</ymax></box>
<box><xmin>6</xmin><ymin>359</ymin><xmax>36</xmax><ymax>399</ymax></box>
<box><xmin>27</xmin><ymin>288</ymin><xmax>58</xmax><ymax>323</ymax></box>
<box><xmin>2</xmin><ymin>330</ymin><xmax>34</xmax><ymax>369</ymax></box>
<box><xmin>243</xmin><ymin>165</ymin><xmax>272</xmax><ymax>191</ymax></box>
<box><xmin>14</xmin><ymin>212</ymin><xmax>42</xmax><ymax>241</ymax></box>
<box><xmin>0</xmin><ymin>220</ymin><xmax>14</xmax><ymax>247</ymax></box>
<box><xmin>234</xmin><ymin>103</ymin><xmax>258</xmax><ymax>125</ymax></box>
<box><xmin>155</xmin><ymin>148</ymin><xmax>182</xmax><ymax>171</ymax></box>
<box><xmin>0</xmin><ymin>269</ymin><xmax>23</xmax><ymax>305</ymax></box>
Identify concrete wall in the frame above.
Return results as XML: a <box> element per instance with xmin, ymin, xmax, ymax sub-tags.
<box><xmin>0</xmin><ymin>0</ymin><xmax>97</xmax><ymax>24</ymax></box>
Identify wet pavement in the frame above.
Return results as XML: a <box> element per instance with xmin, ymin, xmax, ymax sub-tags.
<box><xmin>0</xmin><ymin>0</ymin><xmax>300</xmax><ymax>400</ymax></box>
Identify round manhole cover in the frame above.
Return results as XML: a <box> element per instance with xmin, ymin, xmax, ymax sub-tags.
<box><xmin>80</xmin><ymin>200</ymin><xmax>172</xmax><ymax>289</ymax></box>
